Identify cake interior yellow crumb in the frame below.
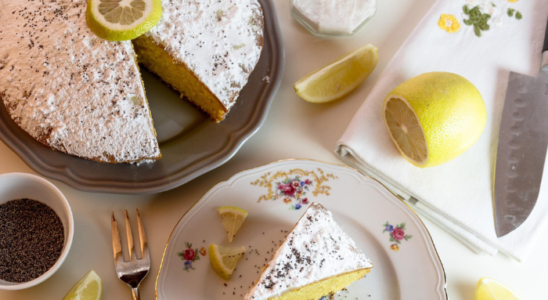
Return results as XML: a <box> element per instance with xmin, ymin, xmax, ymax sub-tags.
<box><xmin>270</xmin><ymin>269</ymin><xmax>370</xmax><ymax>300</ymax></box>
<box><xmin>133</xmin><ymin>35</ymin><xmax>228</xmax><ymax>122</ymax></box>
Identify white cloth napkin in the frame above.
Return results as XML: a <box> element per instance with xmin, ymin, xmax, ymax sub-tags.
<box><xmin>335</xmin><ymin>0</ymin><xmax>548</xmax><ymax>261</ymax></box>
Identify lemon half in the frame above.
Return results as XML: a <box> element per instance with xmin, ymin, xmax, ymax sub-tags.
<box><xmin>383</xmin><ymin>72</ymin><xmax>486</xmax><ymax>168</ymax></box>
<box><xmin>218</xmin><ymin>206</ymin><xmax>248</xmax><ymax>243</ymax></box>
<box><xmin>209</xmin><ymin>244</ymin><xmax>246</xmax><ymax>280</ymax></box>
<box><xmin>87</xmin><ymin>0</ymin><xmax>162</xmax><ymax>41</ymax></box>
<box><xmin>62</xmin><ymin>270</ymin><xmax>103</xmax><ymax>300</ymax></box>
<box><xmin>294</xmin><ymin>44</ymin><xmax>378</xmax><ymax>103</ymax></box>
<box><xmin>475</xmin><ymin>277</ymin><xmax>522</xmax><ymax>300</ymax></box>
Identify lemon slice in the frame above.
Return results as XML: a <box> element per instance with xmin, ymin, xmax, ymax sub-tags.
<box><xmin>86</xmin><ymin>0</ymin><xmax>163</xmax><ymax>41</ymax></box>
<box><xmin>218</xmin><ymin>206</ymin><xmax>248</xmax><ymax>243</ymax></box>
<box><xmin>383</xmin><ymin>96</ymin><xmax>428</xmax><ymax>165</ymax></box>
<box><xmin>475</xmin><ymin>277</ymin><xmax>522</xmax><ymax>300</ymax></box>
<box><xmin>209</xmin><ymin>244</ymin><xmax>246</xmax><ymax>280</ymax></box>
<box><xmin>294</xmin><ymin>44</ymin><xmax>378</xmax><ymax>103</ymax></box>
<box><xmin>62</xmin><ymin>270</ymin><xmax>103</xmax><ymax>300</ymax></box>
<box><xmin>382</xmin><ymin>72</ymin><xmax>486</xmax><ymax>168</ymax></box>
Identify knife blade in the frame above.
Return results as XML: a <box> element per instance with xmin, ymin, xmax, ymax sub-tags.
<box><xmin>494</xmin><ymin>22</ymin><xmax>548</xmax><ymax>238</ymax></box>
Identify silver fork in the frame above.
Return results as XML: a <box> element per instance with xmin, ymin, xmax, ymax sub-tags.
<box><xmin>111</xmin><ymin>210</ymin><xmax>151</xmax><ymax>300</ymax></box>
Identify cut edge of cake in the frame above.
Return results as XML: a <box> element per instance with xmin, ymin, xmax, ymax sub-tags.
<box><xmin>136</xmin><ymin>0</ymin><xmax>265</xmax><ymax>123</ymax></box>
<box><xmin>133</xmin><ymin>35</ymin><xmax>230</xmax><ymax>122</ymax></box>
<box><xmin>267</xmin><ymin>268</ymin><xmax>371</xmax><ymax>300</ymax></box>
<box><xmin>129</xmin><ymin>43</ymin><xmax>162</xmax><ymax>163</ymax></box>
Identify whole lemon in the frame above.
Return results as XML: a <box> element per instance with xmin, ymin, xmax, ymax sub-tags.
<box><xmin>382</xmin><ymin>72</ymin><xmax>487</xmax><ymax>168</ymax></box>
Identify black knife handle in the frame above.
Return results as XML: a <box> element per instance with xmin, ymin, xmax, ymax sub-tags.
<box><xmin>544</xmin><ymin>16</ymin><xmax>548</xmax><ymax>52</ymax></box>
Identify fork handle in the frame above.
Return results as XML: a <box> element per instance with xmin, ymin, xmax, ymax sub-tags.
<box><xmin>131</xmin><ymin>287</ymin><xmax>141</xmax><ymax>300</ymax></box>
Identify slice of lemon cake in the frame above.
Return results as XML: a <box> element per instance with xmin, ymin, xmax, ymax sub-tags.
<box><xmin>0</xmin><ymin>0</ymin><xmax>160</xmax><ymax>163</ymax></box>
<box><xmin>133</xmin><ymin>0</ymin><xmax>264</xmax><ymax>122</ymax></box>
<box><xmin>245</xmin><ymin>203</ymin><xmax>373</xmax><ymax>300</ymax></box>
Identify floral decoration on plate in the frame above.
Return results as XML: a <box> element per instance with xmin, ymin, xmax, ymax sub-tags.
<box><xmin>383</xmin><ymin>222</ymin><xmax>412</xmax><ymax>251</ymax></box>
<box><xmin>177</xmin><ymin>242</ymin><xmax>207</xmax><ymax>271</ymax></box>
<box><xmin>250</xmin><ymin>168</ymin><xmax>338</xmax><ymax>210</ymax></box>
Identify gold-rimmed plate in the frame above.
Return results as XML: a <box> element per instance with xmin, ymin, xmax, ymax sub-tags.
<box><xmin>156</xmin><ymin>159</ymin><xmax>447</xmax><ymax>299</ymax></box>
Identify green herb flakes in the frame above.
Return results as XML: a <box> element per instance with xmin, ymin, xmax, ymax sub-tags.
<box><xmin>463</xmin><ymin>5</ymin><xmax>491</xmax><ymax>37</ymax></box>
<box><xmin>516</xmin><ymin>11</ymin><xmax>523</xmax><ymax>20</ymax></box>
<box><xmin>508</xmin><ymin>8</ymin><xmax>523</xmax><ymax>20</ymax></box>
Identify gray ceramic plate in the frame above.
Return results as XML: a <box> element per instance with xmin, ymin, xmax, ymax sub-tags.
<box><xmin>0</xmin><ymin>0</ymin><xmax>284</xmax><ymax>194</ymax></box>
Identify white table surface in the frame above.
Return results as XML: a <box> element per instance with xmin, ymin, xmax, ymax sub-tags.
<box><xmin>1</xmin><ymin>0</ymin><xmax>546</xmax><ymax>299</ymax></box>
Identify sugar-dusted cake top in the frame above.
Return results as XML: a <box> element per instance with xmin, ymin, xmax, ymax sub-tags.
<box><xmin>245</xmin><ymin>203</ymin><xmax>372</xmax><ymax>300</ymax></box>
<box><xmin>0</xmin><ymin>0</ymin><xmax>160</xmax><ymax>162</ymax></box>
<box><xmin>145</xmin><ymin>0</ymin><xmax>264</xmax><ymax>110</ymax></box>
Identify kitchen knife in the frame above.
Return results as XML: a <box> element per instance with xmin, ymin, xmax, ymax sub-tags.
<box><xmin>494</xmin><ymin>20</ymin><xmax>548</xmax><ymax>238</ymax></box>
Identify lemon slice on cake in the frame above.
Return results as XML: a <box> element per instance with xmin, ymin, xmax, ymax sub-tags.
<box><xmin>62</xmin><ymin>270</ymin><xmax>103</xmax><ymax>300</ymax></box>
<box><xmin>475</xmin><ymin>277</ymin><xmax>522</xmax><ymax>300</ymax></box>
<box><xmin>382</xmin><ymin>72</ymin><xmax>486</xmax><ymax>168</ymax></box>
<box><xmin>218</xmin><ymin>206</ymin><xmax>248</xmax><ymax>243</ymax></box>
<box><xmin>87</xmin><ymin>0</ymin><xmax>162</xmax><ymax>41</ymax></box>
<box><xmin>294</xmin><ymin>44</ymin><xmax>378</xmax><ymax>103</ymax></box>
<box><xmin>209</xmin><ymin>244</ymin><xmax>246</xmax><ymax>280</ymax></box>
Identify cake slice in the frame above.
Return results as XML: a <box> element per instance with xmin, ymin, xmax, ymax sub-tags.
<box><xmin>133</xmin><ymin>0</ymin><xmax>264</xmax><ymax>122</ymax></box>
<box><xmin>0</xmin><ymin>0</ymin><xmax>160</xmax><ymax>163</ymax></box>
<box><xmin>245</xmin><ymin>203</ymin><xmax>372</xmax><ymax>300</ymax></box>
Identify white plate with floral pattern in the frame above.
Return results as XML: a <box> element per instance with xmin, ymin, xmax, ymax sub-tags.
<box><xmin>155</xmin><ymin>159</ymin><xmax>447</xmax><ymax>300</ymax></box>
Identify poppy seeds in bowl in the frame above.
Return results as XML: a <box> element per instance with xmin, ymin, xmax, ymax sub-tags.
<box><xmin>0</xmin><ymin>198</ymin><xmax>64</xmax><ymax>283</ymax></box>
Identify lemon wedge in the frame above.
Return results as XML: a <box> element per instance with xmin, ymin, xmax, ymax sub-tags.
<box><xmin>475</xmin><ymin>277</ymin><xmax>522</xmax><ymax>300</ymax></box>
<box><xmin>86</xmin><ymin>0</ymin><xmax>162</xmax><ymax>41</ymax></box>
<box><xmin>294</xmin><ymin>44</ymin><xmax>378</xmax><ymax>103</ymax></box>
<box><xmin>218</xmin><ymin>206</ymin><xmax>248</xmax><ymax>243</ymax></box>
<box><xmin>62</xmin><ymin>270</ymin><xmax>103</xmax><ymax>300</ymax></box>
<box><xmin>209</xmin><ymin>244</ymin><xmax>246</xmax><ymax>280</ymax></box>
<box><xmin>382</xmin><ymin>72</ymin><xmax>486</xmax><ymax>168</ymax></box>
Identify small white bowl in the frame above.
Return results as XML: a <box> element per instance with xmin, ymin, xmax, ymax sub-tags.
<box><xmin>0</xmin><ymin>173</ymin><xmax>74</xmax><ymax>290</ymax></box>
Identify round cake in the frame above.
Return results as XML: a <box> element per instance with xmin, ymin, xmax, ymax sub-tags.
<box><xmin>0</xmin><ymin>0</ymin><xmax>264</xmax><ymax>163</ymax></box>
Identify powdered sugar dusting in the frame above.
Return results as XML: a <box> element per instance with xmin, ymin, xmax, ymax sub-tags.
<box><xmin>0</xmin><ymin>0</ymin><xmax>160</xmax><ymax>162</ymax></box>
<box><xmin>145</xmin><ymin>0</ymin><xmax>264</xmax><ymax>110</ymax></box>
<box><xmin>244</xmin><ymin>203</ymin><xmax>372</xmax><ymax>300</ymax></box>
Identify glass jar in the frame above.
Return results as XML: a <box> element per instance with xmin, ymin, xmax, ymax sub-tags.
<box><xmin>290</xmin><ymin>0</ymin><xmax>377</xmax><ymax>38</ymax></box>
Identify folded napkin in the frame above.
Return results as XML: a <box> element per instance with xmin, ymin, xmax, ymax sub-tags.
<box><xmin>335</xmin><ymin>0</ymin><xmax>548</xmax><ymax>261</ymax></box>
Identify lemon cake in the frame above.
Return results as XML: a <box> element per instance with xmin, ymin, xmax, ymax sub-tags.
<box><xmin>133</xmin><ymin>0</ymin><xmax>264</xmax><ymax>122</ymax></box>
<box><xmin>0</xmin><ymin>0</ymin><xmax>160</xmax><ymax>163</ymax></box>
<box><xmin>245</xmin><ymin>203</ymin><xmax>373</xmax><ymax>300</ymax></box>
<box><xmin>0</xmin><ymin>0</ymin><xmax>264</xmax><ymax>162</ymax></box>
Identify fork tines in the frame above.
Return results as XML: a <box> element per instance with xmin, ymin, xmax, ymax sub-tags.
<box><xmin>111</xmin><ymin>209</ymin><xmax>150</xmax><ymax>299</ymax></box>
<box><xmin>111</xmin><ymin>209</ymin><xmax>148</xmax><ymax>262</ymax></box>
